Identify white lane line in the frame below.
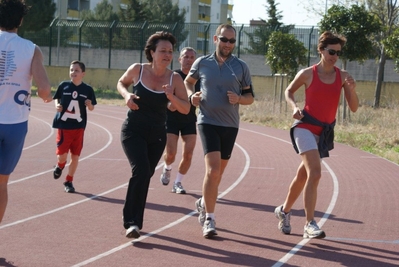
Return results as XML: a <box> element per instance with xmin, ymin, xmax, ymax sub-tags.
<box><xmin>1</xmin><ymin>162</ymin><xmax>165</xmax><ymax>230</ymax></box>
<box><xmin>8</xmin><ymin>122</ymin><xmax>340</xmax><ymax>266</ymax></box>
<box><xmin>9</xmin><ymin>121</ymin><xmax>113</xmax><ymax>185</ymax></box>
<box><xmin>0</xmin><ymin>183</ymin><xmax>127</xmax><ymax>230</ymax></box>
<box><xmin>71</xmin><ymin>143</ymin><xmax>251</xmax><ymax>267</ymax></box>
<box><xmin>272</xmin><ymin>160</ymin><xmax>339</xmax><ymax>267</ymax></box>
<box><xmin>240</xmin><ymin>128</ymin><xmax>291</xmax><ymax>145</ymax></box>
<box><xmin>326</xmin><ymin>237</ymin><xmax>399</xmax><ymax>244</ymax></box>
<box><xmin>23</xmin><ymin>116</ymin><xmax>54</xmax><ymax>150</ymax></box>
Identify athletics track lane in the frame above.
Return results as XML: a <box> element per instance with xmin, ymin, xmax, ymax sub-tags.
<box><xmin>0</xmin><ymin>98</ymin><xmax>398</xmax><ymax>267</ymax></box>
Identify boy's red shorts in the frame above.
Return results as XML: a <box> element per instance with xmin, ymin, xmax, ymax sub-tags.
<box><xmin>56</xmin><ymin>128</ymin><xmax>84</xmax><ymax>156</ymax></box>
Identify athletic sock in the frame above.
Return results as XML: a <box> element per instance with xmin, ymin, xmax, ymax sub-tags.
<box><xmin>205</xmin><ymin>213</ymin><xmax>215</xmax><ymax>220</ymax></box>
<box><xmin>175</xmin><ymin>172</ymin><xmax>184</xmax><ymax>183</ymax></box>
<box><xmin>165</xmin><ymin>164</ymin><xmax>172</xmax><ymax>170</ymax></box>
<box><xmin>58</xmin><ymin>162</ymin><xmax>66</xmax><ymax>169</ymax></box>
<box><xmin>66</xmin><ymin>175</ymin><xmax>73</xmax><ymax>182</ymax></box>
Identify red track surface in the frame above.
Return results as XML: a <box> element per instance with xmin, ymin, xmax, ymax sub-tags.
<box><xmin>1</xmin><ymin>98</ymin><xmax>398</xmax><ymax>267</ymax></box>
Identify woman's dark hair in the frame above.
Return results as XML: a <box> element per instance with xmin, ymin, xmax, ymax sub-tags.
<box><xmin>0</xmin><ymin>0</ymin><xmax>30</xmax><ymax>30</ymax></box>
<box><xmin>144</xmin><ymin>31</ymin><xmax>177</xmax><ymax>62</ymax></box>
<box><xmin>318</xmin><ymin>31</ymin><xmax>347</xmax><ymax>51</ymax></box>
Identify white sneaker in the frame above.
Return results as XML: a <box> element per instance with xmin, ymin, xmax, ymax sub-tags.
<box><xmin>274</xmin><ymin>205</ymin><xmax>291</xmax><ymax>234</ymax></box>
<box><xmin>303</xmin><ymin>220</ymin><xmax>326</xmax><ymax>239</ymax></box>
<box><xmin>160</xmin><ymin>167</ymin><xmax>171</xmax><ymax>185</ymax></box>
<box><xmin>125</xmin><ymin>225</ymin><xmax>140</xmax><ymax>239</ymax></box>
<box><xmin>172</xmin><ymin>182</ymin><xmax>186</xmax><ymax>194</ymax></box>
<box><xmin>202</xmin><ymin>217</ymin><xmax>217</xmax><ymax>238</ymax></box>
<box><xmin>195</xmin><ymin>198</ymin><xmax>206</xmax><ymax>226</ymax></box>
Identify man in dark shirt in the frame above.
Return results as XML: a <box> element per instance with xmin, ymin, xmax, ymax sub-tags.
<box><xmin>160</xmin><ymin>47</ymin><xmax>200</xmax><ymax>194</ymax></box>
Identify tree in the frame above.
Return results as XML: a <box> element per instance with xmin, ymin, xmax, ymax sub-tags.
<box><xmin>141</xmin><ymin>0</ymin><xmax>187</xmax><ymax>46</ymax></box>
<box><xmin>118</xmin><ymin>0</ymin><xmax>150</xmax><ymax>22</ymax></box>
<box><xmin>245</xmin><ymin>0</ymin><xmax>294</xmax><ymax>55</ymax></box>
<box><xmin>81</xmin><ymin>0</ymin><xmax>119</xmax><ymax>21</ymax></box>
<box><xmin>319</xmin><ymin>4</ymin><xmax>381</xmax><ymax>118</ymax></box>
<box><xmin>265</xmin><ymin>31</ymin><xmax>307</xmax><ymax>80</ymax></box>
<box><xmin>364</xmin><ymin>0</ymin><xmax>399</xmax><ymax>108</ymax></box>
<box><xmin>383</xmin><ymin>27</ymin><xmax>399</xmax><ymax>72</ymax></box>
<box><xmin>144</xmin><ymin>0</ymin><xmax>185</xmax><ymax>24</ymax></box>
<box><xmin>115</xmin><ymin>0</ymin><xmax>187</xmax><ymax>50</ymax></box>
<box><xmin>18</xmin><ymin>0</ymin><xmax>56</xmax><ymax>37</ymax></box>
<box><xmin>79</xmin><ymin>0</ymin><xmax>187</xmax><ymax>51</ymax></box>
<box><xmin>308</xmin><ymin>0</ymin><xmax>399</xmax><ymax>108</ymax></box>
<box><xmin>265</xmin><ymin>31</ymin><xmax>307</xmax><ymax>112</ymax></box>
<box><xmin>319</xmin><ymin>4</ymin><xmax>381</xmax><ymax>70</ymax></box>
<box><xmin>80</xmin><ymin>0</ymin><xmax>119</xmax><ymax>48</ymax></box>
<box><xmin>306</xmin><ymin>0</ymin><xmax>364</xmax><ymax>18</ymax></box>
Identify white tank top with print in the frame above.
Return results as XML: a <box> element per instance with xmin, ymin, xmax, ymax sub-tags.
<box><xmin>0</xmin><ymin>31</ymin><xmax>35</xmax><ymax>124</ymax></box>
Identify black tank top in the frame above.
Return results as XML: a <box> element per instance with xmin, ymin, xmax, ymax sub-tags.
<box><xmin>166</xmin><ymin>69</ymin><xmax>200</xmax><ymax>123</ymax></box>
<box><xmin>127</xmin><ymin>65</ymin><xmax>172</xmax><ymax>126</ymax></box>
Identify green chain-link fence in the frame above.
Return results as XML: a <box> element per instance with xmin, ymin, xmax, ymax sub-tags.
<box><xmin>23</xmin><ymin>20</ymin><xmax>319</xmax><ymax>69</ymax></box>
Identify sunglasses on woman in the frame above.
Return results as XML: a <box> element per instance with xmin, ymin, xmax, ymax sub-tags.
<box><xmin>324</xmin><ymin>48</ymin><xmax>343</xmax><ymax>56</ymax></box>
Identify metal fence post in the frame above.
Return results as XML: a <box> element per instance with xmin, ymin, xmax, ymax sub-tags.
<box><xmin>108</xmin><ymin>20</ymin><xmax>116</xmax><ymax>69</ymax></box>
<box><xmin>48</xmin><ymin>18</ymin><xmax>58</xmax><ymax>66</ymax></box>
<box><xmin>307</xmin><ymin>26</ymin><xmax>314</xmax><ymax>66</ymax></box>
<box><xmin>78</xmin><ymin>20</ymin><xmax>86</xmax><ymax>61</ymax></box>
<box><xmin>140</xmin><ymin>21</ymin><xmax>148</xmax><ymax>63</ymax></box>
<box><xmin>171</xmin><ymin>22</ymin><xmax>178</xmax><ymax>70</ymax></box>
<box><xmin>237</xmin><ymin>24</ymin><xmax>244</xmax><ymax>58</ymax></box>
<box><xmin>204</xmin><ymin>24</ymin><xmax>210</xmax><ymax>55</ymax></box>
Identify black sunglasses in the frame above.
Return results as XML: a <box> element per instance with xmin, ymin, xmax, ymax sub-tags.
<box><xmin>324</xmin><ymin>48</ymin><xmax>343</xmax><ymax>56</ymax></box>
<box><xmin>218</xmin><ymin>36</ymin><xmax>236</xmax><ymax>44</ymax></box>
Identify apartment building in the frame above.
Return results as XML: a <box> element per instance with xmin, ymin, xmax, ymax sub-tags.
<box><xmin>57</xmin><ymin>0</ymin><xmax>233</xmax><ymax>23</ymax></box>
<box><xmin>56</xmin><ymin>0</ymin><xmax>233</xmax><ymax>54</ymax></box>
<box><xmin>172</xmin><ymin>0</ymin><xmax>233</xmax><ymax>24</ymax></box>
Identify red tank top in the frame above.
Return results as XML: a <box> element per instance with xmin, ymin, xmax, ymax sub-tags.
<box><xmin>297</xmin><ymin>65</ymin><xmax>342</xmax><ymax>135</ymax></box>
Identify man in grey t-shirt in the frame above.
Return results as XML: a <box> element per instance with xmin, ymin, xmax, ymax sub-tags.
<box><xmin>185</xmin><ymin>24</ymin><xmax>254</xmax><ymax>238</ymax></box>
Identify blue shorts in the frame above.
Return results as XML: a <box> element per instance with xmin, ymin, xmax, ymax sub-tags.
<box><xmin>0</xmin><ymin>121</ymin><xmax>28</xmax><ymax>175</ymax></box>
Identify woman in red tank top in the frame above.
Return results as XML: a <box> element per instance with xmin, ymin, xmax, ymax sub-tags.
<box><xmin>274</xmin><ymin>31</ymin><xmax>359</xmax><ymax>239</ymax></box>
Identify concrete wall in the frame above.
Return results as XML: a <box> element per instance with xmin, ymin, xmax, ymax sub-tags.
<box><xmin>42</xmin><ymin>47</ymin><xmax>399</xmax><ymax>83</ymax></box>
<box><xmin>46</xmin><ymin>66</ymin><xmax>125</xmax><ymax>90</ymax></box>
<box><xmin>45</xmin><ymin>66</ymin><xmax>399</xmax><ymax>106</ymax></box>
<box><xmin>251</xmin><ymin>76</ymin><xmax>399</xmax><ymax>106</ymax></box>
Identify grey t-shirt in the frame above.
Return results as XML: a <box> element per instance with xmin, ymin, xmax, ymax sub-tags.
<box><xmin>189</xmin><ymin>52</ymin><xmax>252</xmax><ymax>128</ymax></box>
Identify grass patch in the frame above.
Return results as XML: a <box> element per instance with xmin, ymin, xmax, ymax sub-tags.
<box><xmin>241</xmin><ymin>98</ymin><xmax>399</xmax><ymax>165</ymax></box>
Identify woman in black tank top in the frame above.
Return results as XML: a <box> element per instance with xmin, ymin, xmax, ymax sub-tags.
<box><xmin>116</xmin><ymin>31</ymin><xmax>190</xmax><ymax>239</ymax></box>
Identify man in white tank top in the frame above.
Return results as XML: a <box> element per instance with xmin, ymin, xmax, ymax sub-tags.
<box><xmin>0</xmin><ymin>0</ymin><xmax>52</xmax><ymax>224</ymax></box>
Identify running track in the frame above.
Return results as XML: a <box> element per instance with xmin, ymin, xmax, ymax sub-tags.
<box><xmin>1</xmin><ymin>98</ymin><xmax>398</xmax><ymax>267</ymax></box>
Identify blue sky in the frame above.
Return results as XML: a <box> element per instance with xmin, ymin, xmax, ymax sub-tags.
<box><xmin>232</xmin><ymin>0</ymin><xmax>322</xmax><ymax>26</ymax></box>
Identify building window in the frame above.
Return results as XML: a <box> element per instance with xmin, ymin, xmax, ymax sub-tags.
<box><xmin>68</xmin><ymin>0</ymin><xmax>78</xmax><ymax>10</ymax></box>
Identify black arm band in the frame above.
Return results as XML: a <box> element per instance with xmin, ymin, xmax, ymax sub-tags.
<box><xmin>241</xmin><ymin>84</ymin><xmax>254</xmax><ymax>97</ymax></box>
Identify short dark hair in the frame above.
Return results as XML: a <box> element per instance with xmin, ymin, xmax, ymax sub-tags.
<box><xmin>144</xmin><ymin>31</ymin><xmax>177</xmax><ymax>62</ymax></box>
<box><xmin>0</xmin><ymin>0</ymin><xmax>30</xmax><ymax>30</ymax></box>
<box><xmin>71</xmin><ymin>60</ymin><xmax>86</xmax><ymax>72</ymax></box>
<box><xmin>215</xmin><ymin>24</ymin><xmax>236</xmax><ymax>36</ymax></box>
<box><xmin>318</xmin><ymin>31</ymin><xmax>347</xmax><ymax>51</ymax></box>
